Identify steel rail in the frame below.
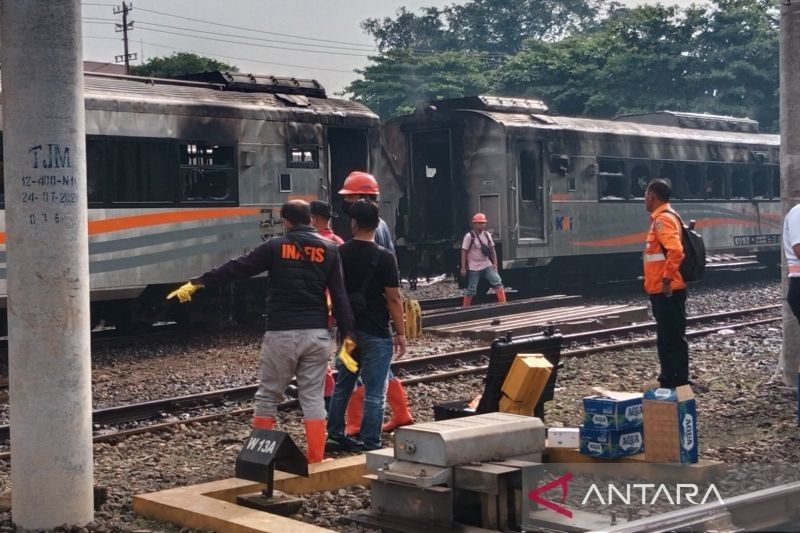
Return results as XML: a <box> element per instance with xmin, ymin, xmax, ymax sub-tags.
<box><xmin>0</xmin><ymin>306</ymin><xmax>781</xmax><ymax>457</ymax></box>
<box><xmin>604</xmin><ymin>480</ymin><xmax>800</xmax><ymax>532</ymax></box>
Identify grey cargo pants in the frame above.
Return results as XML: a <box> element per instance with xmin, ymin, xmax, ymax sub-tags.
<box><xmin>254</xmin><ymin>328</ymin><xmax>331</xmax><ymax>420</ymax></box>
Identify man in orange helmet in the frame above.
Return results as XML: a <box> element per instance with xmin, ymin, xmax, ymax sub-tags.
<box><xmin>336</xmin><ymin>171</ymin><xmax>413</xmax><ymax>436</ymax></box>
<box><xmin>643</xmin><ymin>179</ymin><xmax>689</xmax><ymax>388</ymax></box>
<box><xmin>338</xmin><ymin>171</ymin><xmax>394</xmax><ymax>253</ymax></box>
<box><xmin>460</xmin><ymin>212</ymin><xmax>506</xmax><ymax>307</ymax></box>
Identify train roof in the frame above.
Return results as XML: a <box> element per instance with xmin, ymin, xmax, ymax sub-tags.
<box><xmin>485</xmin><ymin>111</ymin><xmax>777</xmax><ymax>144</ymax></box>
<box><xmin>74</xmin><ymin>72</ymin><xmax>378</xmax><ymax>123</ymax></box>
<box><xmin>402</xmin><ymin>96</ymin><xmax>777</xmax><ymax>145</ymax></box>
<box><xmin>614</xmin><ymin>110</ymin><xmax>760</xmax><ymax>134</ymax></box>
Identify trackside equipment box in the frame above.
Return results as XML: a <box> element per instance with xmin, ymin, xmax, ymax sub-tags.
<box><xmin>579</xmin><ymin>425</ymin><xmax>644</xmax><ymax>458</ymax></box>
<box><xmin>643</xmin><ymin>385</ymin><xmax>698</xmax><ymax>463</ymax></box>
<box><xmin>582</xmin><ymin>391</ymin><xmax>643</xmax><ymax>430</ymax></box>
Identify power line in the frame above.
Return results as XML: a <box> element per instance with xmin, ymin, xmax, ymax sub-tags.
<box><xmin>132</xmin><ymin>26</ymin><xmax>373</xmax><ymax>57</ymax></box>
<box><xmin>135</xmin><ymin>6</ymin><xmax>375</xmax><ymax>50</ymax></box>
<box><xmin>135</xmin><ymin>20</ymin><xmax>378</xmax><ymax>53</ymax></box>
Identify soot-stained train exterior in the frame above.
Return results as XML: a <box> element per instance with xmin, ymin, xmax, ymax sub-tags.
<box><xmin>379</xmin><ymin>96</ymin><xmax>781</xmax><ymax>286</ymax></box>
<box><xmin>0</xmin><ymin>71</ymin><xmax>380</xmax><ymax>331</ymax></box>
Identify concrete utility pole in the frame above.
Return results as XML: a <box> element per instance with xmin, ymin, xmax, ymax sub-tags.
<box><xmin>780</xmin><ymin>0</ymin><xmax>800</xmax><ymax>388</ymax></box>
<box><xmin>1</xmin><ymin>1</ymin><xmax>94</xmax><ymax>528</ymax></box>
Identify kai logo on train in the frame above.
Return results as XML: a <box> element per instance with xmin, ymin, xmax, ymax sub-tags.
<box><xmin>555</xmin><ymin>216</ymin><xmax>573</xmax><ymax>231</ymax></box>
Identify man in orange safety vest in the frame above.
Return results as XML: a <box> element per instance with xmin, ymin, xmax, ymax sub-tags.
<box><xmin>643</xmin><ymin>179</ymin><xmax>689</xmax><ymax>388</ymax></box>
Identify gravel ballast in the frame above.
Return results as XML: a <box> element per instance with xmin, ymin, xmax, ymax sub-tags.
<box><xmin>0</xmin><ymin>276</ymin><xmax>797</xmax><ymax>532</ymax></box>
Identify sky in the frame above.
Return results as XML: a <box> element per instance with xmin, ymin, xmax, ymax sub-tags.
<box><xmin>82</xmin><ymin>0</ymin><xmax>700</xmax><ymax>95</ymax></box>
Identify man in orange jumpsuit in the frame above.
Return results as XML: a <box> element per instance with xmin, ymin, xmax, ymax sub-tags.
<box><xmin>643</xmin><ymin>179</ymin><xmax>688</xmax><ymax>388</ymax></box>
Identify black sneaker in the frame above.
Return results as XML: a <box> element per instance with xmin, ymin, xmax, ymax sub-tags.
<box><xmin>325</xmin><ymin>434</ymin><xmax>363</xmax><ymax>452</ymax></box>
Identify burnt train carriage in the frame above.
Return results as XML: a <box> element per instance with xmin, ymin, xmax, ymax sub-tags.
<box><xmin>0</xmin><ymin>71</ymin><xmax>380</xmax><ymax>332</ymax></box>
<box><xmin>379</xmin><ymin>96</ymin><xmax>780</xmax><ymax>286</ymax></box>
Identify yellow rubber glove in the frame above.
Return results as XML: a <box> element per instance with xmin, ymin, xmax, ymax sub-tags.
<box><xmin>337</xmin><ymin>336</ymin><xmax>359</xmax><ymax>373</ymax></box>
<box><xmin>167</xmin><ymin>281</ymin><xmax>203</xmax><ymax>303</ymax></box>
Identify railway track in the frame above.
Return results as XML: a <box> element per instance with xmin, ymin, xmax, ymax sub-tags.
<box><xmin>0</xmin><ymin>303</ymin><xmax>779</xmax><ymax>458</ymax></box>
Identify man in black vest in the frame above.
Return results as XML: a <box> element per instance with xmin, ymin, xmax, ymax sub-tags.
<box><xmin>167</xmin><ymin>200</ymin><xmax>354</xmax><ymax>463</ymax></box>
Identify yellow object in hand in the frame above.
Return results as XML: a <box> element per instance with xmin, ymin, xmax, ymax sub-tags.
<box><xmin>337</xmin><ymin>336</ymin><xmax>359</xmax><ymax>373</ymax></box>
<box><xmin>167</xmin><ymin>281</ymin><xmax>203</xmax><ymax>303</ymax></box>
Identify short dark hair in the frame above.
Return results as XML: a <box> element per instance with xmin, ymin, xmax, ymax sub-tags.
<box><xmin>280</xmin><ymin>200</ymin><xmax>311</xmax><ymax>225</ymax></box>
<box><xmin>348</xmin><ymin>199</ymin><xmax>380</xmax><ymax>231</ymax></box>
<box><xmin>647</xmin><ymin>179</ymin><xmax>671</xmax><ymax>202</ymax></box>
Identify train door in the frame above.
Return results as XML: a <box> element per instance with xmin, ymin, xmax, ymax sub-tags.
<box><xmin>328</xmin><ymin>128</ymin><xmax>368</xmax><ymax>238</ymax></box>
<box><xmin>409</xmin><ymin>130</ymin><xmax>453</xmax><ymax>241</ymax></box>
<box><xmin>515</xmin><ymin>141</ymin><xmax>546</xmax><ymax>243</ymax></box>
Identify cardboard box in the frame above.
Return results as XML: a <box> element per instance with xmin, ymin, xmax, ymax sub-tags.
<box><xmin>548</xmin><ymin>427</ymin><xmax>580</xmax><ymax>448</ymax></box>
<box><xmin>579</xmin><ymin>425</ymin><xmax>644</xmax><ymax>458</ymax></box>
<box><xmin>501</xmin><ymin>353</ymin><xmax>552</xmax><ymax>403</ymax></box>
<box><xmin>643</xmin><ymin>385</ymin><xmax>698</xmax><ymax>464</ymax></box>
<box><xmin>582</xmin><ymin>391</ymin><xmax>643</xmax><ymax>430</ymax></box>
<box><xmin>499</xmin><ymin>394</ymin><xmax>533</xmax><ymax>416</ymax></box>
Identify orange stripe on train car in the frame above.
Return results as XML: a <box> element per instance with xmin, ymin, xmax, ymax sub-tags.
<box><xmin>0</xmin><ymin>207</ymin><xmax>262</xmax><ymax>245</ymax></box>
<box><xmin>570</xmin><ymin>217</ymin><xmax>761</xmax><ymax>248</ymax></box>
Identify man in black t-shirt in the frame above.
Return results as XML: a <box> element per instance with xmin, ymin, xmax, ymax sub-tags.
<box><xmin>327</xmin><ymin>200</ymin><xmax>407</xmax><ymax>451</ymax></box>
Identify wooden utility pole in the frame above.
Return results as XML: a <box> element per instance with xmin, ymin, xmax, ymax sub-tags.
<box><xmin>114</xmin><ymin>2</ymin><xmax>136</xmax><ymax>73</ymax></box>
<box><xmin>780</xmin><ymin>0</ymin><xmax>800</xmax><ymax>388</ymax></box>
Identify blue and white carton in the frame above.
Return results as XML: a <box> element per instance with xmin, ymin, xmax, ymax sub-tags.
<box><xmin>582</xmin><ymin>390</ymin><xmax>643</xmax><ymax>430</ymax></box>
<box><xmin>579</xmin><ymin>425</ymin><xmax>644</xmax><ymax>459</ymax></box>
<box><xmin>643</xmin><ymin>385</ymin><xmax>698</xmax><ymax>464</ymax></box>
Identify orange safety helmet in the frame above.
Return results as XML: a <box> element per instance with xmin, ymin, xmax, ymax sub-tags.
<box><xmin>338</xmin><ymin>171</ymin><xmax>380</xmax><ymax>195</ymax></box>
<box><xmin>472</xmin><ymin>212</ymin><xmax>488</xmax><ymax>224</ymax></box>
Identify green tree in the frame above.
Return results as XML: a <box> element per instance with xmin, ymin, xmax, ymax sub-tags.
<box><xmin>347</xmin><ymin>50</ymin><xmax>494</xmax><ymax>118</ymax></box>
<box><xmin>350</xmin><ymin>0</ymin><xmax>607</xmax><ymax>117</ymax></box>
<box><xmin>496</xmin><ymin>0</ymin><xmax>778</xmax><ymax>130</ymax></box>
<box><xmin>131</xmin><ymin>52</ymin><xmax>238</xmax><ymax>77</ymax></box>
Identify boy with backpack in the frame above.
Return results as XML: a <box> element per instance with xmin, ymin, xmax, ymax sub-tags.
<box><xmin>460</xmin><ymin>212</ymin><xmax>506</xmax><ymax>307</ymax></box>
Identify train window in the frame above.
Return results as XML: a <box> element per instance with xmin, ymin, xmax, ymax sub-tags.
<box><xmin>731</xmin><ymin>167</ymin><xmax>752</xmax><ymax>200</ymax></box>
<box><xmin>519</xmin><ymin>150</ymin><xmax>540</xmax><ymax>202</ymax></box>
<box><xmin>86</xmin><ymin>137</ymin><xmax>106</xmax><ymax>203</ymax></box>
<box><xmin>682</xmin><ymin>164</ymin><xmax>703</xmax><ymax>199</ymax></box>
<box><xmin>705</xmin><ymin>164</ymin><xmax>726</xmax><ymax>199</ymax></box>
<box><xmin>0</xmin><ymin>134</ymin><xmax>4</xmax><ymax>204</ymax></box>
<box><xmin>180</xmin><ymin>143</ymin><xmax>234</xmax><ymax>167</ymax></box>
<box><xmin>112</xmin><ymin>140</ymin><xmax>175</xmax><ymax>203</ymax></box>
<box><xmin>629</xmin><ymin>164</ymin><xmax>650</xmax><ymax>199</ymax></box>
<box><xmin>752</xmin><ymin>167</ymin><xmax>770</xmax><ymax>199</ymax></box>
<box><xmin>598</xmin><ymin>158</ymin><xmax>627</xmax><ymax>200</ymax></box>
<box><xmin>287</xmin><ymin>145</ymin><xmax>319</xmax><ymax>169</ymax></box>
<box><xmin>656</xmin><ymin>162</ymin><xmax>677</xmax><ymax>191</ymax></box>
<box><xmin>279</xmin><ymin>173</ymin><xmax>292</xmax><ymax>192</ymax></box>
<box><xmin>772</xmin><ymin>166</ymin><xmax>781</xmax><ymax>199</ymax></box>
<box><xmin>180</xmin><ymin>143</ymin><xmax>236</xmax><ymax>203</ymax></box>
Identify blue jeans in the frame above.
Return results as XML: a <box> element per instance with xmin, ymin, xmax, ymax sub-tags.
<box><xmin>327</xmin><ymin>330</ymin><xmax>393</xmax><ymax>450</ymax></box>
<box><xmin>465</xmin><ymin>266</ymin><xmax>503</xmax><ymax>296</ymax></box>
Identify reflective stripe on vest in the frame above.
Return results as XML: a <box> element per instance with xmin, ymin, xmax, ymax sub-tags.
<box><xmin>644</xmin><ymin>253</ymin><xmax>666</xmax><ymax>263</ymax></box>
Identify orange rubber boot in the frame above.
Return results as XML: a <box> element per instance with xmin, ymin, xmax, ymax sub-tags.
<box><xmin>345</xmin><ymin>385</ymin><xmax>365</xmax><ymax>436</ymax></box>
<box><xmin>462</xmin><ymin>295</ymin><xmax>473</xmax><ymax>307</ymax></box>
<box><xmin>252</xmin><ymin>415</ymin><xmax>275</xmax><ymax>429</ymax></box>
<box><xmin>304</xmin><ymin>419</ymin><xmax>327</xmax><ymax>464</ymax></box>
<box><xmin>382</xmin><ymin>378</ymin><xmax>414</xmax><ymax>432</ymax></box>
<box><xmin>495</xmin><ymin>287</ymin><xmax>507</xmax><ymax>303</ymax></box>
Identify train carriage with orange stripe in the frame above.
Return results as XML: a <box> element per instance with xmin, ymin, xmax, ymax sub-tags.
<box><xmin>0</xmin><ymin>71</ymin><xmax>380</xmax><ymax>333</ymax></box>
<box><xmin>379</xmin><ymin>96</ymin><xmax>780</xmax><ymax>288</ymax></box>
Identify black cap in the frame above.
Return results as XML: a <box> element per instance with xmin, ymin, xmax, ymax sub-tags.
<box><xmin>310</xmin><ymin>200</ymin><xmax>338</xmax><ymax>219</ymax></box>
